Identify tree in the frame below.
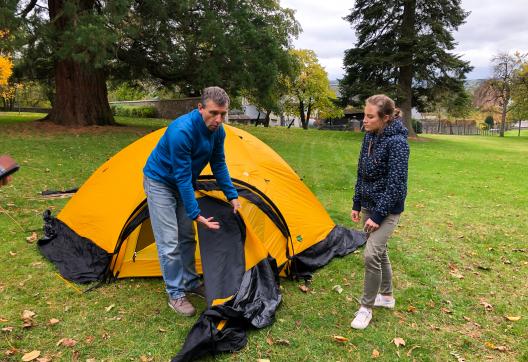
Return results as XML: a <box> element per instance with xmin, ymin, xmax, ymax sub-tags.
<box><xmin>510</xmin><ymin>61</ymin><xmax>528</xmax><ymax>134</ymax></box>
<box><xmin>4</xmin><ymin>0</ymin><xmax>299</xmax><ymax>126</ymax></box>
<box><xmin>340</xmin><ymin>0</ymin><xmax>472</xmax><ymax>137</ymax></box>
<box><xmin>474</xmin><ymin>53</ymin><xmax>527</xmax><ymax>137</ymax></box>
<box><xmin>285</xmin><ymin>49</ymin><xmax>342</xmax><ymax>129</ymax></box>
<box><xmin>484</xmin><ymin>115</ymin><xmax>494</xmax><ymax>130</ymax></box>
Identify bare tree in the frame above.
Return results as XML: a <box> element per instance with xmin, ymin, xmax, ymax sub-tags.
<box><xmin>479</xmin><ymin>53</ymin><xmax>527</xmax><ymax>137</ymax></box>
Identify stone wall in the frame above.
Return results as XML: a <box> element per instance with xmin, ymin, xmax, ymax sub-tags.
<box><xmin>109</xmin><ymin>98</ymin><xmax>200</xmax><ymax>119</ymax></box>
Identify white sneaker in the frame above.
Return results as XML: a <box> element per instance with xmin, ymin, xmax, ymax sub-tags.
<box><xmin>373</xmin><ymin>294</ymin><xmax>395</xmax><ymax>309</ymax></box>
<box><xmin>351</xmin><ymin>307</ymin><xmax>372</xmax><ymax>330</ymax></box>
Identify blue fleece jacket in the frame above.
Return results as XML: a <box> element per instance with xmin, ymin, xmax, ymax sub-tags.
<box><xmin>352</xmin><ymin>118</ymin><xmax>409</xmax><ymax>224</ymax></box>
<box><xmin>143</xmin><ymin>109</ymin><xmax>238</xmax><ymax>219</ymax></box>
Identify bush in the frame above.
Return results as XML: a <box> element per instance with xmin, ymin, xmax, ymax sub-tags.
<box><xmin>484</xmin><ymin>115</ymin><xmax>494</xmax><ymax>130</ymax></box>
<box><xmin>412</xmin><ymin>119</ymin><xmax>423</xmax><ymax>134</ymax></box>
<box><xmin>112</xmin><ymin>105</ymin><xmax>157</xmax><ymax>118</ymax></box>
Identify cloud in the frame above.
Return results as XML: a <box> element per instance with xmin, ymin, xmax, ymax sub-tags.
<box><xmin>282</xmin><ymin>0</ymin><xmax>528</xmax><ymax>80</ymax></box>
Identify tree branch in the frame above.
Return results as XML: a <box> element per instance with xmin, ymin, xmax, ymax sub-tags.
<box><xmin>17</xmin><ymin>0</ymin><xmax>38</xmax><ymax>18</ymax></box>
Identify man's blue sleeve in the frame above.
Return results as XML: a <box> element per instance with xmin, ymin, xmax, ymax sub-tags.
<box><xmin>210</xmin><ymin>128</ymin><xmax>238</xmax><ymax>200</ymax></box>
<box><xmin>169</xmin><ymin>128</ymin><xmax>201</xmax><ymax>219</ymax></box>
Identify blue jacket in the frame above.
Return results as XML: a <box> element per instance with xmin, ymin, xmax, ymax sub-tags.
<box><xmin>352</xmin><ymin>118</ymin><xmax>409</xmax><ymax>224</ymax></box>
<box><xmin>143</xmin><ymin>109</ymin><xmax>238</xmax><ymax>219</ymax></box>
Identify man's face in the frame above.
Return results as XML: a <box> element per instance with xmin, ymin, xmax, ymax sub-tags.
<box><xmin>198</xmin><ymin>100</ymin><xmax>228</xmax><ymax>132</ymax></box>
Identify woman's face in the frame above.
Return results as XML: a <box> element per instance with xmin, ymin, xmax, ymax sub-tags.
<box><xmin>363</xmin><ymin>103</ymin><xmax>389</xmax><ymax>133</ymax></box>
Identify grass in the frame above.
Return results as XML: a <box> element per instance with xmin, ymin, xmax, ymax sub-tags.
<box><xmin>1</xmin><ymin>112</ymin><xmax>527</xmax><ymax>361</ymax></box>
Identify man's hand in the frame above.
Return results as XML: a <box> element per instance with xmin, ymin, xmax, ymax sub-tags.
<box><xmin>351</xmin><ymin>209</ymin><xmax>361</xmax><ymax>223</ymax></box>
<box><xmin>195</xmin><ymin>215</ymin><xmax>220</xmax><ymax>230</ymax></box>
<box><xmin>364</xmin><ymin>218</ymin><xmax>380</xmax><ymax>233</ymax></box>
<box><xmin>230</xmin><ymin>198</ymin><xmax>241</xmax><ymax>214</ymax></box>
<box><xmin>0</xmin><ymin>176</ymin><xmax>12</xmax><ymax>187</ymax></box>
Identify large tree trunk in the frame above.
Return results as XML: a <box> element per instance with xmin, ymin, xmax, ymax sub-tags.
<box><xmin>304</xmin><ymin>98</ymin><xmax>312</xmax><ymax>130</ymax></box>
<box><xmin>263</xmin><ymin>110</ymin><xmax>271</xmax><ymax>127</ymax></box>
<box><xmin>397</xmin><ymin>0</ymin><xmax>417</xmax><ymax>137</ymax></box>
<box><xmin>47</xmin><ymin>59</ymin><xmax>114</xmax><ymax>126</ymax></box>
<box><xmin>499</xmin><ymin>85</ymin><xmax>509</xmax><ymax>138</ymax></box>
<box><xmin>299</xmin><ymin>99</ymin><xmax>306</xmax><ymax>129</ymax></box>
<box><xmin>47</xmin><ymin>0</ymin><xmax>114</xmax><ymax>126</ymax></box>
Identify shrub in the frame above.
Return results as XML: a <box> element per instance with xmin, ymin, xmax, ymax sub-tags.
<box><xmin>412</xmin><ymin>119</ymin><xmax>423</xmax><ymax>134</ymax></box>
<box><xmin>112</xmin><ymin>105</ymin><xmax>157</xmax><ymax>118</ymax></box>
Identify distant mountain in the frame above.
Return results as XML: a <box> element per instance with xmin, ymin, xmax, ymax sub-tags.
<box><xmin>464</xmin><ymin>79</ymin><xmax>486</xmax><ymax>92</ymax></box>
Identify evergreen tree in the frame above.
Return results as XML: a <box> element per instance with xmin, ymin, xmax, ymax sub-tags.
<box><xmin>340</xmin><ymin>0</ymin><xmax>472</xmax><ymax>137</ymax></box>
<box><xmin>2</xmin><ymin>0</ymin><xmax>299</xmax><ymax>126</ymax></box>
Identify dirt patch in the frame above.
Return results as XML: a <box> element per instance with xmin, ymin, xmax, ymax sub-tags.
<box><xmin>1</xmin><ymin>120</ymin><xmax>153</xmax><ymax>137</ymax></box>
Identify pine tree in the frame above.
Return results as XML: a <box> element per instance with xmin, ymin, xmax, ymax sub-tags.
<box><xmin>340</xmin><ymin>0</ymin><xmax>472</xmax><ymax>137</ymax></box>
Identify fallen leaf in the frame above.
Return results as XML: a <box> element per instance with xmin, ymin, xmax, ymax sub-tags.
<box><xmin>480</xmin><ymin>299</ymin><xmax>493</xmax><ymax>312</ymax></box>
<box><xmin>505</xmin><ymin>316</ymin><xmax>521</xmax><ymax>321</ymax></box>
<box><xmin>158</xmin><ymin>328</ymin><xmax>167</xmax><ymax>333</ymax></box>
<box><xmin>371</xmin><ymin>349</ymin><xmax>380</xmax><ymax>358</ymax></box>
<box><xmin>449</xmin><ymin>271</ymin><xmax>464</xmax><ymax>279</ymax></box>
<box><xmin>495</xmin><ymin>346</ymin><xmax>507</xmax><ymax>352</ymax></box>
<box><xmin>257</xmin><ymin>359</ymin><xmax>270</xmax><ymax>362</ymax></box>
<box><xmin>332</xmin><ymin>335</ymin><xmax>349</xmax><ymax>343</ymax></box>
<box><xmin>441</xmin><ymin>307</ymin><xmax>452</xmax><ymax>314</ymax></box>
<box><xmin>1</xmin><ymin>326</ymin><xmax>14</xmax><ymax>332</ymax></box>
<box><xmin>86</xmin><ymin>359</ymin><xmax>97</xmax><ymax>362</ymax></box>
<box><xmin>275</xmin><ymin>338</ymin><xmax>290</xmax><ymax>346</ymax></box>
<box><xmin>299</xmin><ymin>284</ymin><xmax>309</xmax><ymax>293</ymax></box>
<box><xmin>4</xmin><ymin>347</ymin><xmax>17</xmax><ymax>356</ymax></box>
<box><xmin>266</xmin><ymin>337</ymin><xmax>273</xmax><ymax>345</ymax></box>
<box><xmin>85</xmin><ymin>335</ymin><xmax>95</xmax><ymax>344</ymax></box>
<box><xmin>392</xmin><ymin>337</ymin><xmax>406</xmax><ymax>347</ymax></box>
<box><xmin>332</xmin><ymin>285</ymin><xmax>343</xmax><ymax>294</ymax></box>
<box><xmin>139</xmin><ymin>356</ymin><xmax>153</xmax><ymax>362</ymax></box>
<box><xmin>36</xmin><ymin>356</ymin><xmax>52</xmax><ymax>362</ymax></box>
<box><xmin>406</xmin><ymin>345</ymin><xmax>420</xmax><ymax>357</ymax></box>
<box><xmin>26</xmin><ymin>232</ymin><xmax>38</xmax><ymax>243</ymax></box>
<box><xmin>57</xmin><ymin>338</ymin><xmax>77</xmax><ymax>347</ymax></box>
<box><xmin>407</xmin><ymin>305</ymin><xmax>417</xmax><ymax>313</ymax></box>
<box><xmin>49</xmin><ymin>318</ymin><xmax>60</xmax><ymax>325</ymax></box>
<box><xmin>463</xmin><ymin>316</ymin><xmax>471</xmax><ymax>321</ymax></box>
<box><xmin>104</xmin><ymin>304</ymin><xmax>115</xmax><ymax>312</ymax></box>
<box><xmin>0</xmin><ymin>317</ymin><xmax>8</xmax><ymax>322</ymax></box>
<box><xmin>22</xmin><ymin>350</ymin><xmax>41</xmax><ymax>361</ymax></box>
<box><xmin>450</xmin><ymin>350</ymin><xmax>466</xmax><ymax>362</ymax></box>
<box><xmin>9</xmin><ymin>251</ymin><xmax>16</xmax><ymax>256</ymax></box>
<box><xmin>72</xmin><ymin>350</ymin><xmax>80</xmax><ymax>361</ymax></box>
<box><xmin>22</xmin><ymin>310</ymin><xmax>36</xmax><ymax>320</ymax></box>
<box><xmin>485</xmin><ymin>341</ymin><xmax>496</xmax><ymax>350</ymax></box>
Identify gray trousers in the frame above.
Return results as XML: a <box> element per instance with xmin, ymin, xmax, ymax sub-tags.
<box><xmin>360</xmin><ymin>208</ymin><xmax>400</xmax><ymax>307</ymax></box>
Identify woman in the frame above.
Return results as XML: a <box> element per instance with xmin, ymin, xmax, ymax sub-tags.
<box><xmin>350</xmin><ymin>95</ymin><xmax>409</xmax><ymax>330</ymax></box>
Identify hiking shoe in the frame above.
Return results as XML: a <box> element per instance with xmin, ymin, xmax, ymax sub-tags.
<box><xmin>168</xmin><ymin>296</ymin><xmax>196</xmax><ymax>317</ymax></box>
<box><xmin>373</xmin><ymin>294</ymin><xmax>395</xmax><ymax>309</ymax></box>
<box><xmin>351</xmin><ymin>307</ymin><xmax>372</xmax><ymax>330</ymax></box>
<box><xmin>187</xmin><ymin>283</ymin><xmax>206</xmax><ymax>298</ymax></box>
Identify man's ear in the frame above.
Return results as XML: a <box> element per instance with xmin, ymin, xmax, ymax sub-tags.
<box><xmin>198</xmin><ymin>102</ymin><xmax>204</xmax><ymax>110</ymax></box>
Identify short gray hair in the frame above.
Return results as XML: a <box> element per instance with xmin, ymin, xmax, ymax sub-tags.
<box><xmin>201</xmin><ymin>86</ymin><xmax>230</xmax><ymax>107</ymax></box>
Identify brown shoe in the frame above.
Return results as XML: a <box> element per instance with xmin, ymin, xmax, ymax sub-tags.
<box><xmin>168</xmin><ymin>296</ymin><xmax>196</xmax><ymax>317</ymax></box>
<box><xmin>187</xmin><ymin>283</ymin><xmax>206</xmax><ymax>298</ymax></box>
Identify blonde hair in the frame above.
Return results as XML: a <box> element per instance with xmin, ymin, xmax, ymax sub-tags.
<box><xmin>366</xmin><ymin>94</ymin><xmax>395</xmax><ymax>121</ymax></box>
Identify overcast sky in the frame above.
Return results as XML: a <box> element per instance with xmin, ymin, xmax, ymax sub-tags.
<box><xmin>281</xmin><ymin>0</ymin><xmax>528</xmax><ymax>80</ymax></box>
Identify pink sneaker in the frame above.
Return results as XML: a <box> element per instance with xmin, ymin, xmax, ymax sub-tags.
<box><xmin>168</xmin><ymin>296</ymin><xmax>196</xmax><ymax>317</ymax></box>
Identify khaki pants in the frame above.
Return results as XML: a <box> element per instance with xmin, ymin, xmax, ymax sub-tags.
<box><xmin>360</xmin><ymin>208</ymin><xmax>400</xmax><ymax>307</ymax></box>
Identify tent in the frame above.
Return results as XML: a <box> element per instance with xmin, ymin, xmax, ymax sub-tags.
<box><xmin>38</xmin><ymin>124</ymin><xmax>365</xmax><ymax>361</ymax></box>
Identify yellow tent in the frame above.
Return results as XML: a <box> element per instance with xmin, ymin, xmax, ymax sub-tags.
<box><xmin>38</xmin><ymin>124</ymin><xmax>365</xmax><ymax>360</ymax></box>
<box><xmin>40</xmin><ymin>125</ymin><xmax>359</xmax><ymax>281</ymax></box>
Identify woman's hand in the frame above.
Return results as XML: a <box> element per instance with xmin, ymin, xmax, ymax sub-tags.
<box><xmin>364</xmin><ymin>218</ymin><xmax>379</xmax><ymax>233</ymax></box>
<box><xmin>351</xmin><ymin>209</ymin><xmax>361</xmax><ymax>223</ymax></box>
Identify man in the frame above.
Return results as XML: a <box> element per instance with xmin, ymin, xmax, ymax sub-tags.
<box><xmin>143</xmin><ymin>86</ymin><xmax>241</xmax><ymax>317</ymax></box>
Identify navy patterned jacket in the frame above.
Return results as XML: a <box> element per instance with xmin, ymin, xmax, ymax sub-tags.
<box><xmin>352</xmin><ymin>118</ymin><xmax>410</xmax><ymax>224</ymax></box>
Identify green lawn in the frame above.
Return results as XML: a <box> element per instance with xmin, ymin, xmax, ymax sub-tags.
<box><xmin>1</xmin><ymin>113</ymin><xmax>527</xmax><ymax>361</ymax></box>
